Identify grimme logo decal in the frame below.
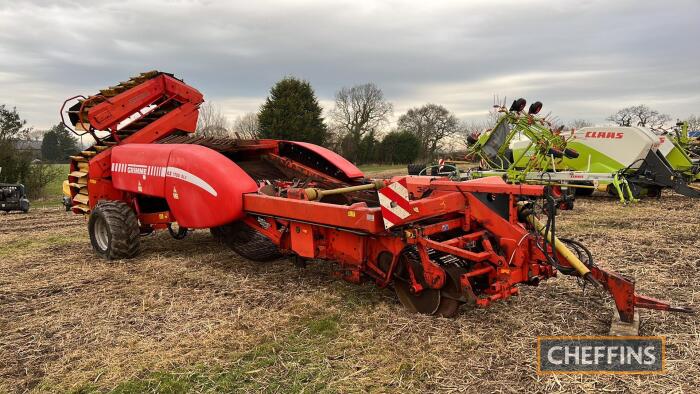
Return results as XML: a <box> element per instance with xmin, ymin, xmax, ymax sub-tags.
<box><xmin>537</xmin><ymin>336</ymin><xmax>665</xmax><ymax>374</ymax></box>
<box><xmin>584</xmin><ymin>131</ymin><xmax>624</xmax><ymax>139</ymax></box>
<box><xmin>126</xmin><ymin>164</ymin><xmax>148</xmax><ymax>175</ymax></box>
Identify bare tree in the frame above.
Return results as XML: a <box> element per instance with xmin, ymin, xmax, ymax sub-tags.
<box><xmin>231</xmin><ymin>112</ymin><xmax>259</xmax><ymax>139</ymax></box>
<box><xmin>459</xmin><ymin>120</ymin><xmax>489</xmax><ymax>149</ymax></box>
<box><xmin>197</xmin><ymin>102</ymin><xmax>230</xmax><ymax>137</ymax></box>
<box><xmin>684</xmin><ymin>114</ymin><xmax>700</xmax><ymax>131</ymax></box>
<box><xmin>27</xmin><ymin>128</ymin><xmax>45</xmax><ymax>141</ymax></box>
<box><xmin>330</xmin><ymin>83</ymin><xmax>392</xmax><ymax>162</ymax></box>
<box><xmin>398</xmin><ymin>104</ymin><xmax>460</xmax><ymax>161</ymax></box>
<box><xmin>568</xmin><ymin>119</ymin><xmax>594</xmax><ymax>130</ymax></box>
<box><xmin>607</xmin><ymin>105</ymin><xmax>671</xmax><ymax>128</ymax></box>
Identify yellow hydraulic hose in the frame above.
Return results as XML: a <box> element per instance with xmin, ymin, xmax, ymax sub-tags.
<box><xmin>525</xmin><ymin>213</ymin><xmax>593</xmax><ymax>280</ymax></box>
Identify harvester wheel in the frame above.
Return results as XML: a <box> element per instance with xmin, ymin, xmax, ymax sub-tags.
<box><xmin>88</xmin><ymin>200</ymin><xmax>140</xmax><ymax>260</ymax></box>
<box><xmin>572</xmin><ymin>182</ymin><xmax>595</xmax><ymax>196</ymax></box>
<box><xmin>575</xmin><ymin>187</ymin><xmax>595</xmax><ymax>197</ymax></box>
<box><xmin>218</xmin><ymin>221</ymin><xmax>282</xmax><ymax>262</ymax></box>
<box><xmin>210</xmin><ymin>226</ymin><xmax>226</xmax><ymax>240</ymax></box>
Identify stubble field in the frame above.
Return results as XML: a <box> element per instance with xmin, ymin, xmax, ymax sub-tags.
<box><xmin>0</xmin><ymin>190</ymin><xmax>698</xmax><ymax>393</ymax></box>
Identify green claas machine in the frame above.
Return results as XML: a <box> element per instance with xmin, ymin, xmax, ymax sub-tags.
<box><xmin>410</xmin><ymin>99</ymin><xmax>637</xmax><ymax>203</ymax></box>
<box><xmin>410</xmin><ymin>99</ymin><xmax>700</xmax><ymax>203</ymax></box>
<box><xmin>658</xmin><ymin>121</ymin><xmax>700</xmax><ymax>181</ymax></box>
<box><xmin>510</xmin><ymin>124</ymin><xmax>700</xmax><ymax>200</ymax></box>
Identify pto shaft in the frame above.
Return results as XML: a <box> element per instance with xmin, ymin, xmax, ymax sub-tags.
<box><xmin>304</xmin><ymin>180</ymin><xmax>385</xmax><ymax>201</ymax></box>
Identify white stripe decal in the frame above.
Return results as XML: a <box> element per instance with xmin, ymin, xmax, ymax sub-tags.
<box><xmin>387</xmin><ymin>181</ymin><xmax>409</xmax><ymax>200</ymax></box>
<box><xmin>378</xmin><ymin>192</ymin><xmax>411</xmax><ymax>219</ymax></box>
<box><xmin>382</xmin><ymin>217</ymin><xmax>394</xmax><ymax>229</ymax></box>
<box><xmin>165</xmin><ymin>166</ymin><xmax>218</xmax><ymax>197</ymax></box>
<box><xmin>112</xmin><ymin>162</ymin><xmax>218</xmax><ymax>197</ymax></box>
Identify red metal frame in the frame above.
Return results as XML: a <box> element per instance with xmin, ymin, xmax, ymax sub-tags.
<box><xmin>240</xmin><ymin>176</ymin><xmax>690</xmax><ymax>321</ymax></box>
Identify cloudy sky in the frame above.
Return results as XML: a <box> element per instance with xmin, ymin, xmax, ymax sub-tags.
<box><xmin>1</xmin><ymin>0</ymin><xmax>698</xmax><ymax>130</ymax></box>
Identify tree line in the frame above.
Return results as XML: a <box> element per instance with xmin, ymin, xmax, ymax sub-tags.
<box><xmin>198</xmin><ymin>77</ymin><xmax>465</xmax><ymax>165</ymax></box>
<box><xmin>200</xmin><ymin>77</ymin><xmax>700</xmax><ymax>166</ymax></box>
<box><xmin>0</xmin><ymin>105</ymin><xmax>68</xmax><ymax>197</ymax></box>
<box><xmin>2</xmin><ymin>79</ymin><xmax>699</xmax><ymax>197</ymax></box>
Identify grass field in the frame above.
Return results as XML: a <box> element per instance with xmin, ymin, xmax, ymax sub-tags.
<box><xmin>358</xmin><ymin>163</ymin><xmax>407</xmax><ymax>178</ymax></box>
<box><xmin>31</xmin><ymin>164</ymin><xmax>70</xmax><ymax>208</ymax></box>
<box><xmin>1</xmin><ymin>188</ymin><xmax>699</xmax><ymax>392</ymax></box>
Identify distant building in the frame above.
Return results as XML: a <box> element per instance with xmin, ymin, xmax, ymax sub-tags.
<box><xmin>10</xmin><ymin>139</ymin><xmax>42</xmax><ymax>159</ymax></box>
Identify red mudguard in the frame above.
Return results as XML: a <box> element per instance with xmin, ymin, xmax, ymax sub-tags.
<box><xmin>285</xmin><ymin>141</ymin><xmax>364</xmax><ymax>179</ymax></box>
<box><xmin>110</xmin><ymin>144</ymin><xmax>258</xmax><ymax>228</ymax></box>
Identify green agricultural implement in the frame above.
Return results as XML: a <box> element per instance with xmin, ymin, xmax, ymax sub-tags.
<box><xmin>409</xmin><ymin>98</ymin><xmax>637</xmax><ymax>204</ymax></box>
<box><xmin>510</xmin><ymin>124</ymin><xmax>700</xmax><ymax>200</ymax></box>
<box><xmin>410</xmin><ymin>99</ymin><xmax>700</xmax><ymax>203</ymax></box>
<box><xmin>657</xmin><ymin>121</ymin><xmax>700</xmax><ymax>181</ymax></box>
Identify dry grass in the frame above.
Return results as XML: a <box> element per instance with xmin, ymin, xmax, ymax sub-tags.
<box><xmin>0</xmin><ymin>192</ymin><xmax>699</xmax><ymax>393</ymax></box>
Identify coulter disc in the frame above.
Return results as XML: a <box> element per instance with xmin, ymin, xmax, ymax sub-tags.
<box><xmin>393</xmin><ymin>250</ymin><xmax>441</xmax><ymax>315</ymax></box>
<box><xmin>394</xmin><ymin>278</ymin><xmax>442</xmax><ymax>315</ymax></box>
<box><xmin>434</xmin><ymin>266</ymin><xmax>468</xmax><ymax>318</ymax></box>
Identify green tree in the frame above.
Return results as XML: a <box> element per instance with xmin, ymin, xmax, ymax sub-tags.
<box><xmin>340</xmin><ymin>130</ymin><xmax>380</xmax><ymax>164</ymax></box>
<box><xmin>41</xmin><ymin>124</ymin><xmax>79</xmax><ymax>162</ymax></box>
<box><xmin>258</xmin><ymin>77</ymin><xmax>328</xmax><ymax>145</ymax></box>
<box><xmin>41</xmin><ymin>129</ymin><xmax>60</xmax><ymax>161</ymax></box>
<box><xmin>0</xmin><ymin>104</ymin><xmax>27</xmax><ymax>141</ymax></box>
<box><xmin>377</xmin><ymin>131</ymin><xmax>420</xmax><ymax>164</ymax></box>
<box><xmin>0</xmin><ymin>105</ymin><xmax>32</xmax><ymax>184</ymax></box>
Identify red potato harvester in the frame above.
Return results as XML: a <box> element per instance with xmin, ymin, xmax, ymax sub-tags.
<box><xmin>61</xmin><ymin>71</ymin><xmax>693</xmax><ymax>325</ymax></box>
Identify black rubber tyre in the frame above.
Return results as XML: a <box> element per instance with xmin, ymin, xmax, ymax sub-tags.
<box><xmin>168</xmin><ymin>222</ymin><xmax>189</xmax><ymax>240</ymax></box>
<box><xmin>574</xmin><ymin>187</ymin><xmax>595</xmax><ymax>197</ymax></box>
<box><xmin>88</xmin><ymin>200</ymin><xmax>140</xmax><ymax>260</ymax></box>
<box><xmin>407</xmin><ymin>163</ymin><xmax>426</xmax><ymax>175</ymax></box>
<box><xmin>210</xmin><ymin>226</ymin><xmax>226</xmax><ymax>240</ymax></box>
<box><xmin>215</xmin><ymin>221</ymin><xmax>282</xmax><ymax>262</ymax></box>
<box><xmin>20</xmin><ymin>199</ymin><xmax>30</xmax><ymax>214</ymax></box>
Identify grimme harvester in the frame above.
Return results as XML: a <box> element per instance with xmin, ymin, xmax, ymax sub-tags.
<box><xmin>61</xmin><ymin>72</ymin><xmax>693</xmax><ymax>324</ymax></box>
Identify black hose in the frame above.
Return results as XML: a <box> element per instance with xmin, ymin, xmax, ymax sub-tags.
<box><xmin>559</xmin><ymin>238</ymin><xmax>596</xmax><ymax>269</ymax></box>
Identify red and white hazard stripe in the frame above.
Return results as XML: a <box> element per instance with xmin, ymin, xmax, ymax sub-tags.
<box><xmin>378</xmin><ymin>178</ymin><xmax>413</xmax><ymax>229</ymax></box>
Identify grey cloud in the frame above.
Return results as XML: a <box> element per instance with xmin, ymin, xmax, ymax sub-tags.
<box><xmin>0</xmin><ymin>0</ymin><xmax>698</xmax><ymax>129</ymax></box>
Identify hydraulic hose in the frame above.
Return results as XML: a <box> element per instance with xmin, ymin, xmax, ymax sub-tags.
<box><xmin>522</xmin><ymin>209</ymin><xmax>597</xmax><ymax>285</ymax></box>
